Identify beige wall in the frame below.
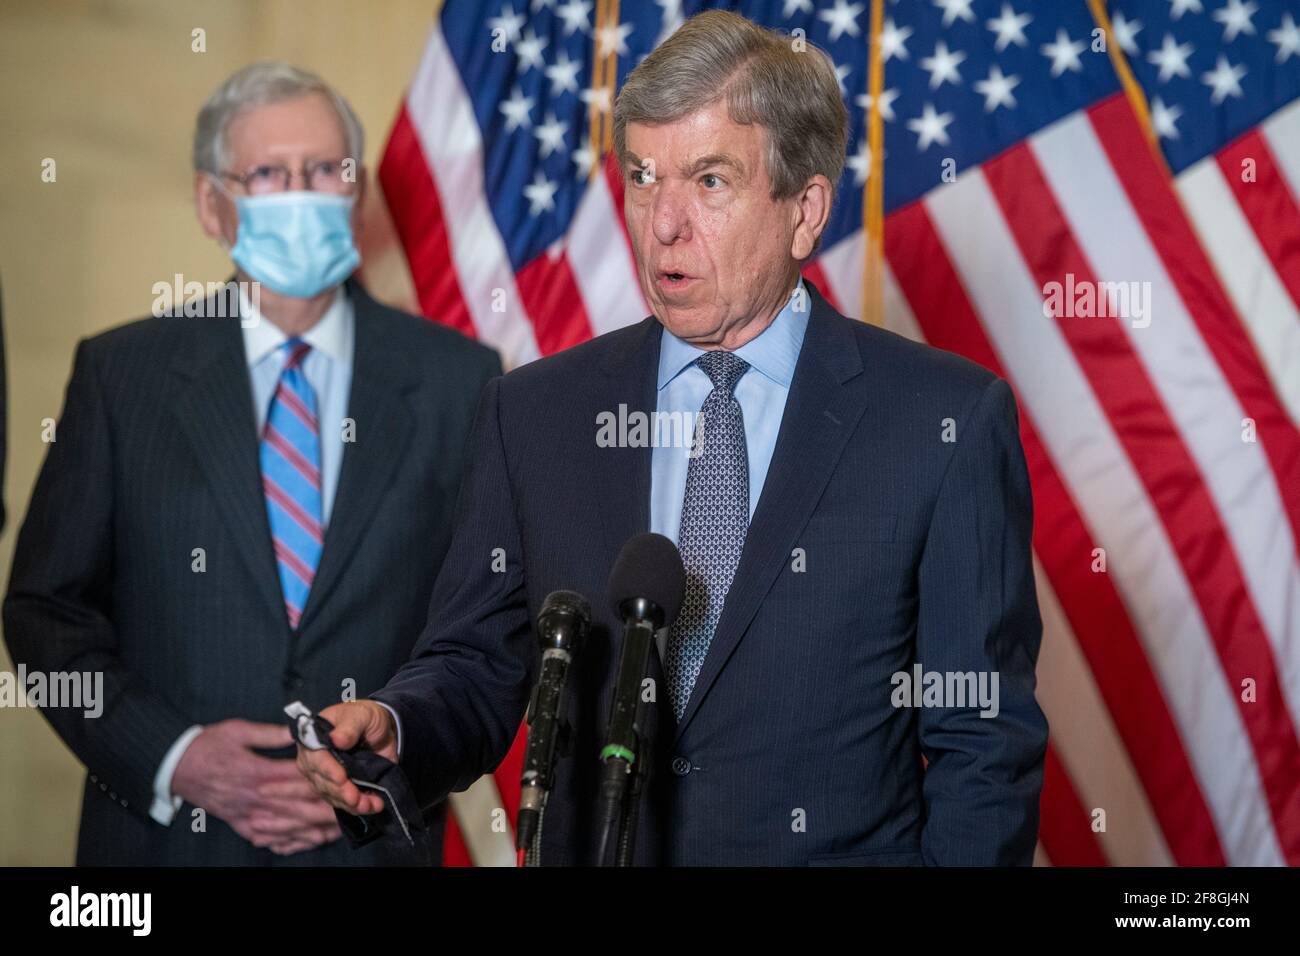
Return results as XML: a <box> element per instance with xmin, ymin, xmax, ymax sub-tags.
<box><xmin>0</xmin><ymin>0</ymin><xmax>440</xmax><ymax>865</ymax></box>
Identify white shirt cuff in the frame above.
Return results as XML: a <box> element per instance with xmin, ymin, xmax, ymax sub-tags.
<box><xmin>150</xmin><ymin>724</ymin><xmax>203</xmax><ymax>825</ymax></box>
<box><xmin>373</xmin><ymin>701</ymin><xmax>403</xmax><ymax>759</ymax></box>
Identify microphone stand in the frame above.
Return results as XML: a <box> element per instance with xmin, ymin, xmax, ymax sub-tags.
<box><xmin>613</xmin><ymin>676</ymin><xmax>653</xmax><ymax>866</ymax></box>
<box><xmin>595</xmin><ymin>600</ymin><xmax>659</xmax><ymax>866</ymax></box>
<box><xmin>517</xmin><ymin>592</ymin><xmax>588</xmax><ymax>867</ymax></box>
<box><xmin>519</xmin><ymin>713</ymin><xmax>571</xmax><ymax>868</ymax></box>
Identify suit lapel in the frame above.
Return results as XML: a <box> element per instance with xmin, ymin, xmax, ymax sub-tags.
<box><xmin>587</xmin><ymin>318</ymin><xmax>671</xmax><ymax>713</ymax></box>
<box><xmin>589</xmin><ymin>316</ymin><xmax>661</xmax><ymax>574</ymax></box>
<box><xmin>296</xmin><ymin>285</ymin><xmax>418</xmax><ymax>636</ymax></box>
<box><xmin>170</xmin><ymin>303</ymin><xmax>286</xmax><ymax>625</ymax></box>
<box><xmin>672</xmin><ymin>282</ymin><xmax>870</xmax><ymax>743</ymax></box>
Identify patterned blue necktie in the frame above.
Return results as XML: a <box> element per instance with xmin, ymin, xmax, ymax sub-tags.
<box><xmin>260</xmin><ymin>338</ymin><xmax>323</xmax><ymax>630</ymax></box>
<box><xmin>665</xmin><ymin>350</ymin><xmax>751</xmax><ymax>721</ymax></box>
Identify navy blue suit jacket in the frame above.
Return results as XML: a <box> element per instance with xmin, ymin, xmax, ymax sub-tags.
<box><xmin>374</xmin><ymin>281</ymin><xmax>1048</xmax><ymax>865</ymax></box>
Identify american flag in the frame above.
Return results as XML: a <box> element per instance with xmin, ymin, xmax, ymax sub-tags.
<box><xmin>373</xmin><ymin>0</ymin><xmax>1300</xmax><ymax>866</ymax></box>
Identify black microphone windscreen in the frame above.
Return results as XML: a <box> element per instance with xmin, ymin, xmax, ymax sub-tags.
<box><xmin>606</xmin><ymin>533</ymin><xmax>686</xmax><ymax>628</ymax></box>
<box><xmin>539</xmin><ymin>589</ymin><xmax>591</xmax><ymax>624</ymax></box>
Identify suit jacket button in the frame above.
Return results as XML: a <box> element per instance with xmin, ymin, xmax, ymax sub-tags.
<box><xmin>670</xmin><ymin>756</ymin><xmax>691</xmax><ymax>777</ymax></box>
<box><xmin>89</xmin><ymin>774</ymin><xmax>98</xmax><ymax>783</ymax></box>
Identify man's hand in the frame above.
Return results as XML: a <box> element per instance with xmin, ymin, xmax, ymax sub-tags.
<box><xmin>172</xmin><ymin>718</ymin><xmax>342</xmax><ymax>855</ymax></box>
<box><xmin>295</xmin><ymin>700</ymin><xmax>397</xmax><ymax>817</ymax></box>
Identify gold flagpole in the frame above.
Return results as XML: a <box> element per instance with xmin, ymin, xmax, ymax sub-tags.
<box><xmin>861</xmin><ymin>0</ymin><xmax>886</xmax><ymax>326</ymax></box>
<box><xmin>602</xmin><ymin>0</ymin><xmax>621</xmax><ymax>155</ymax></box>
<box><xmin>588</xmin><ymin>0</ymin><xmax>608</xmax><ymax>181</ymax></box>
<box><xmin>1085</xmin><ymin>0</ymin><xmax>1163</xmax><ymax>164</ymax></box>
<box><xmin>587</xmin><ymin>0</ymin><xmax>620</xmax><ymax>182</ymax></box>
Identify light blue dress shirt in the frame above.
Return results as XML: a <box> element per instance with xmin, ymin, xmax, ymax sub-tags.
<box><xmin>149</xmin><ymin>288</ymin><xmax>355</xmax><ymax>826</ymax></box>
<box><xmin>650</xmin><ymin>280</ymin><xmax>810</xmax><ymax>547</ymax></box>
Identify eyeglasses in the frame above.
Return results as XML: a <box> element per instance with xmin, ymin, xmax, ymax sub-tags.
<box><xmin>219</xmin><ymin>160</ymin><xmax>354</xmax><ymax>195</ymax></box>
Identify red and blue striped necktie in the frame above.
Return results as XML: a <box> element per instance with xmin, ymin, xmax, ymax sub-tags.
<box><xmin>260</xmin><ymin>338</ymin><xmax>323</xmax><ymax>630</ymax></box>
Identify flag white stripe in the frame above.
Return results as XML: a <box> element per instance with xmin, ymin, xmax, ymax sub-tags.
<box><xmin>567</xmin><ymin>170</ymin><xmax>649</xmax><ymax>335</ymax></box>
<box><xmin>449</xmin><ymin>777</ymin><xmax>517</xmax><ymax>867</ymax></box>
<box><xmin>1261</xmin><ymin>98</ymin><xmax>1300</xmax><ymax>210</ymax></box>
<box><xmin>881</xmin><ymin>260</ymin><xmax>926</xmax><ymax>344</ymax></box>
<box><xmin>1032</xmin><ymin>116</ymin><xmax>1300</xmax><ymax>729</ymax></box>
<box><xmin>924</xmin><ymin>169</ymin><xmax>1283</xmax><ymax>865</ymax></box>
<box><xmin>1175</xmin><ymin>158</ymin><xmax>1300</xmax><ymax>426</ymax></box>
<box><xmin>408</xmin><ymin>25</ymin><xmax>540</xmax><ymax>367</ymax></box>
<box><xmin>817</xmin><ymin>229</ymin><xmax>865</xmax><ymax>320</ymax></box>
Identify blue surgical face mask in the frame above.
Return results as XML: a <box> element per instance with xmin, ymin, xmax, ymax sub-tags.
<box><xmin>221</xmin><ymin>186</ymin><xmax>360</xmax><ymax>298</ymax></box>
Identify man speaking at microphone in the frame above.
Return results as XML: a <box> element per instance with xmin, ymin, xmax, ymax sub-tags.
<box><xmin>299</xmin><ymin>9</ymin><xmax>1048</xmax><ymax>866</ymax></box>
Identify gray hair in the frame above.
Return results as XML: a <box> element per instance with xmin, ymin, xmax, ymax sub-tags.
<box><xmin>613</xmin><ymin>9</ymin><xmax>848</xmax><ymax>202</ymax></box>
<box><xmin>193</xmin><ymin>60</ymin><xmax>364</xmax><ymax>173</ymax></box>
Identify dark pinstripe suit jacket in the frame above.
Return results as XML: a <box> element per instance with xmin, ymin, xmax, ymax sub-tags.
<box><xmin>373</xmin><ymin>280</ymin><xmax>1048</xmax><ymax>866</ymax></box>
<box><xmin>3</xmin><ymin>279</ymin><xmax>500</xmax><ymax>866</ymax></box>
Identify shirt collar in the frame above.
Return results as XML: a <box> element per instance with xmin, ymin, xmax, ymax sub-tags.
<box><xmin>657</xmin><ymin>278</ymin><xmax>809</xmax><ymax>391</ymax></box>
<box><xmin>240</xmin><ymin>286</ymin><xmax>353</xmax><ymax>368</ymax></box>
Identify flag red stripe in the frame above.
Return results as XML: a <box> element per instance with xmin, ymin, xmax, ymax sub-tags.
<box><xmin>494</xmin><ymin>723</ymin><xmax>529</xmax><ymax>825</ymax></box>
<box><xmin>1039</xmin><ymin>744</ymin><xmax>1109</xmax><ymax>866</ymax></box>
<box><xmin>1089</xmin><ymin>94</ymin><xmax>1300</xmax><ymax>563</ymax></box>
<box><xmin>985</xmin><ymin>142</ymin><xmax>1300</xmax><ymax>863</ymax></box>
<box><xmin>514</xmin><ymin>250</ymin><xmax>595</xmax><ymax>355</ymax></box>
<box><xmin>442</xmin><ymin>813</ymin><xmax>473</xmax><ymax>867</ymax></box>
<box><xmin>1217</xmin><ymin>129</ymin><xmax>1300</xmax><ymax>319</ymax></box>
<box><xmin>379</xmin><ymin>104</ymin><xmax>477</xmax><ymax>338</ymax></box>
<box><xmin>887</xmin><ymin>198</ymin><xmax>1227</xmax><ymax>865</ymax></box>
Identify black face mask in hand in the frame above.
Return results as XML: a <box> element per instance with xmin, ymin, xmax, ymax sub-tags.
<box><xmin>285</xmin><ymin>701</ymin><xmax>435</xmax><ymax>866</ymax></box>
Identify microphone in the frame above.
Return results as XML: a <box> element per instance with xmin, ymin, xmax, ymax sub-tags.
<box><xmin>595</xmin><ymin>533</ymin><xmax>686</xmax><ymax>866</ymax></box>
<box><xmin>516</xmin><ymin>590</ymin><xmax>590</xmax><ymax>865</ymax></box>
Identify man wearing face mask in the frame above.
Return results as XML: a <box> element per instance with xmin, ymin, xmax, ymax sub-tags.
<box><xmin>3</xmin><ymin>61</ymin><xmax>501</xmax><ymax>866</ymax></box>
